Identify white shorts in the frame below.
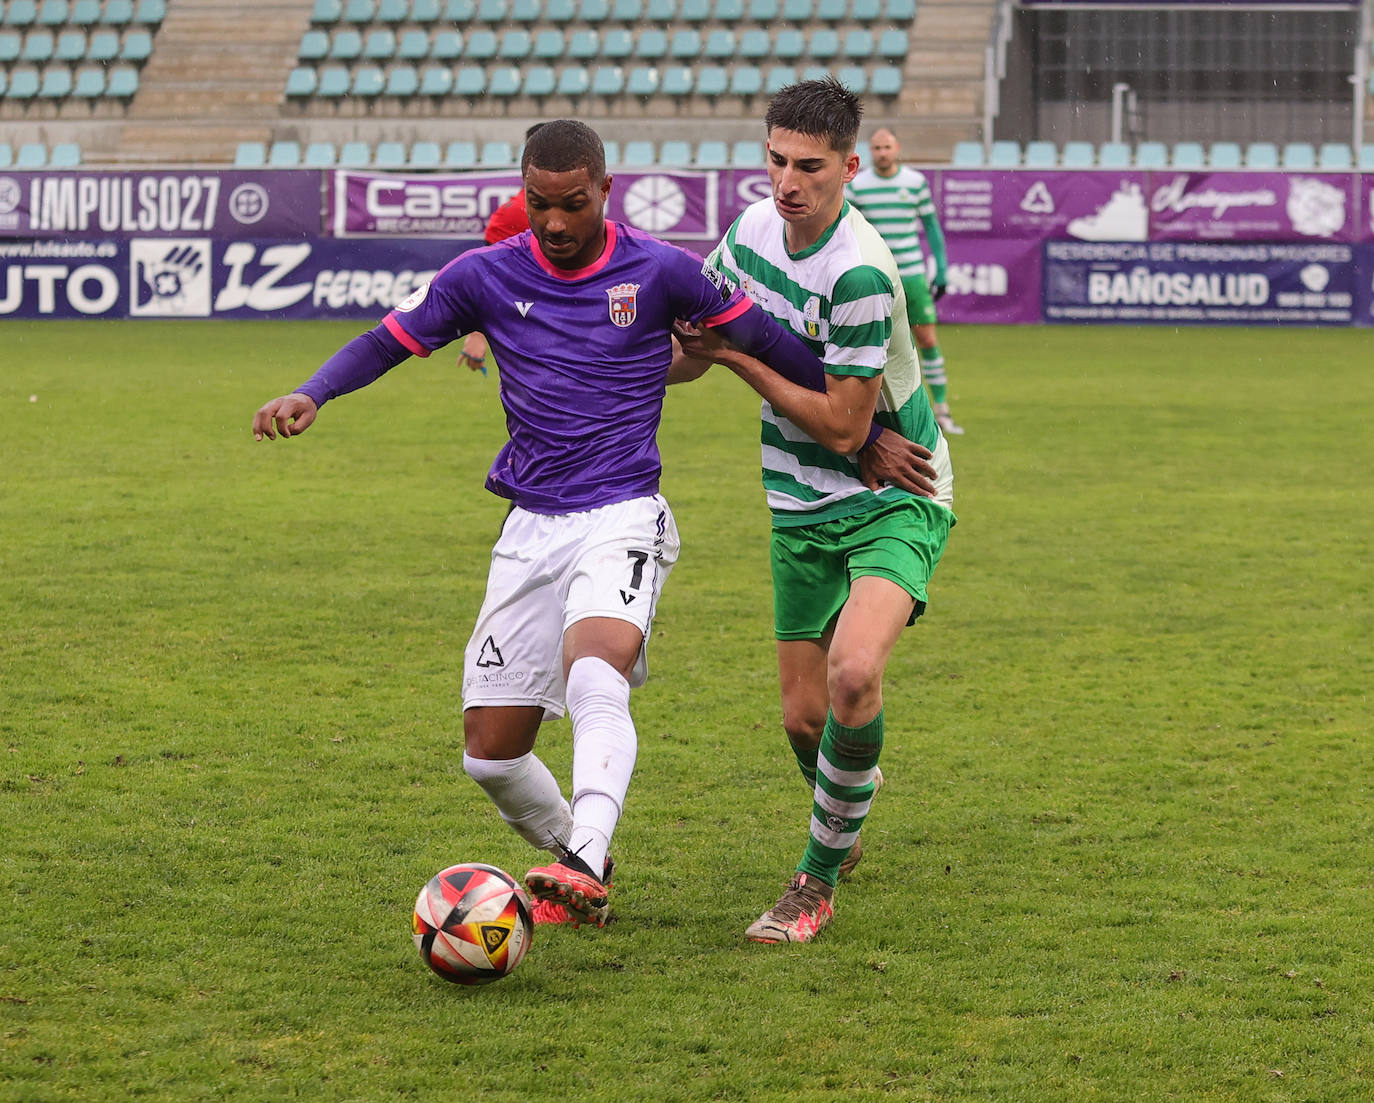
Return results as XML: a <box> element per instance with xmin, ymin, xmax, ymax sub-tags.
<box><xmin>461</xmin><ymin>494</ymin><xmax>681</xmax><ymax>718</ymax></box>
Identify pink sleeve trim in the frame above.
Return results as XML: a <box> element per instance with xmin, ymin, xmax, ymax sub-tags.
<box><xmin>383</xmin><ymin>314</ymin><xmax>430</xmax><ymax>358</ymax></box>
<box><xmin>702</xmin><ymin>294</ymin><xmax>753</xmax><ymax>328</ymax></box>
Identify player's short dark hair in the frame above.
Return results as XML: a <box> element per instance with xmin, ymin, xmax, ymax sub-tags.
<box><xmin>521</xmin><ymin>119</ymin><xmax>606</xmax><ymax>181</ymax></box>
<box><xmin>764</xmin><ymin>78</ymin><xmax>863</xmax><ymax>155</ymax></box>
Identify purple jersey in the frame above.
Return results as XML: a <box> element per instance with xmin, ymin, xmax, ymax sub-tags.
<box><xmin>383</xmin><ymin>221</ymin><xmax>749</xmax><ymax>513</ymax></box>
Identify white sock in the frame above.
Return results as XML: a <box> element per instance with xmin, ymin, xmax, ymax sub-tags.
<box><xmin>566</xmin><ymin>656</ymin><xmax>635</xmax><ymax>877</ymax></box>
<box><xmin>462</xmin><ymin>750</ymin><xmax>572</xmax><ymax>855</ymax></box>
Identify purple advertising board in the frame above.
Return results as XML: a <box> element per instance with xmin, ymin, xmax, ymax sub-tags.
<box><xmin>0</xmin><ymin>170</ymin><xmax>322</xmax><ymax>239</ymax></box>
<box><xmin>1147</xmin><ymin>171</ymin><xmax>1357</xmax><ymax>242</ymax></box>
<box><xmin>938</xmin><ymin>170</ymin><xmax>1151</xmax><ymax>242</ymax></box>
<box><xmin>0</xmin><ymin>236</ymin><xmax>476</xmax><ymax>320</ymax></box>
<box><xmin>1042</xmin><ymin>240</ymin><xmax>1358</xmax><ymax>326</ymax></box>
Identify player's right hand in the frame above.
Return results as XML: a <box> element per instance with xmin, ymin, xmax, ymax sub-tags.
<box><xmin>931</xmin><ymin>280</ymin><xmax>947</xmax><ymax>302</ymax></box>
<box><xmin>252</xmin><ymin>393</ymin><xmax>318</xmax><ymax>441</ymax></box>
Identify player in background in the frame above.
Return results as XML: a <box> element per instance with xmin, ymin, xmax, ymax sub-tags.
<box><xmin>846</xmin><ymin>127</ymin><xmax>963</xmax><ymax>436</ymax></box>
<box><xmin>676</xmin><ymin>80</ymin><xmax>956</xmax><ymax>944</ymax></box>
<box><xmin>253</xmin><ymin>119</ymin><xmax>937</xmax><ymax>932</ymax></box>
<box><xmin>457</xmin><ymin>123</ymin><xmax>547</xmax><ymax>374</ymax></box>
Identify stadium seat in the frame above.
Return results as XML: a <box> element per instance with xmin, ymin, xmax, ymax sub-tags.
<box><xmin>590</xmin><ymin>65</ymin><xmax>623</xmax><ymax>95</ymax></box>
<box><xmin>1281</xmin><ymin>141</ymin><xmax>1315</xmax><ymax>169</ymax></box>
<box><xmin>747</xmin><ymin>0</ymin><xmax>778</xmax><ymax>18</ymax></box>
<box><xmin>731</xmin><ymin>139</ymin><xmax>765</xmax><ymax>166</ymax></box>
<box><xmin>773</xmin><ymin>28</ymin><xmax>804</xmax><ymax>60</ymax></box>
<box><xmin>713</xmin><ymin>0</ymin><xmax>744</xmax><ymax>21</ymax></box>
<box><xmin>738</xmin><ymin>27</ymin><xmax>768</xmax><ymax>59</ymax></box>
<box><xmin>765</xmin><ymin>64</ymin><xmax>797</xmax><ymax>93</ymax></box>
<box><xmin>39</xmin><ymin>66</ymin><xmax>72</xmax><ymax>97</ymax></box>
<box><xmin>694</xmin><ymin>64</ymin><xmax>727</xmax><ymax>97</ymax></box>
<box><xmin>430</xmin><ymin>29</ymin><xmax>462</xmax><ymax>58</ymax></box>
<box><xmin>385</xmin><ymin>64</ymin><xmax>419</xmax><ymax>96</ymax></box>
<box><xmin>397</xmin><ymin>29</ymin><xmax>429</xmax><ymax>58</ymax></box>
<box><xmin>285</xmin><ymin>66</ymin><xmax>317</xmax><ymax>96</ymax></box>
<box><xmin>22</xmin><ymin>30</ymin><xmax>54</xmax><ymax>62</ymax></box>
<box><xmin>808</xmin><ymin>28</ymin><xmax>838</xmax><ymax>60</ymax></box>
<box><xmin>1134</xmin><ymin>140</ymin><xmax>1167</xmax><ymax>168</ymax></box>
<box><xmin>601</xmin><ymin>27</ymin><xmax>633</xmax><ymax>58</ymax></box>
<box><xmin>800</xmin><ymin>64</ymin><xmax>829</xmax><ymax>83</ymax></box>
<box><xmin>105</xmin><ymin>64</ymin><xmax>137</xmax><ymax>97</ymax></box>
<box><xmin>411</xmin><ymin>0</ymin><xmax>441</xmax><ymax>18</ymax></box>
<box><xmin>409</xmin><ymin>140</ymin><xmax>441</xmax><ymax>167</ymax></box>
<box><xmin>695</xmin><ymin>139</ymin><xmax>729</xmax><ymax>165</ymax></box>
<box><xmin>621</xmin><ymin>140</ymin><xmax>655</xmax><ymax>165</ymax></box>
<box><xmin>0</xmin><ymin>143</ymin><xmax>11</xmax><ymax>167</ymax></box>
<box><xmin>132</xmin><ymin>0</ymin><xmax>165</xmax><ymax>23</ymax></box>
<box><xmin>417</xmin><ymin>65</ymin><xmax>452</xmax><ymax>94</ymax></box>
<box><xmin>487</xmin><ymin>64</ymin><xmax>520</xmax><ymax>96</ymax></box>
<box><xmin>1208</xmin><ymin>141</ymin><xmax>1242</xmax><ymax>169</ymax></box>
<box><xmin>884</xmin><ymin>0</ymin><xmax>914</xmax><ymax>19</ymax></box>
<box><xmin>668</xmin><ymin>28</ymin><xmax>699</xmax><ymax>58</ymax></box>
<box><xmin>703</xmin><ymin>28</ymin><xmax>734</xmax><ymax>58</ymax></box>
<box><xmin>377</xmin><ymin>0</ymin><xmax>409</xmax><ymax>19</ymax></box>
<box><xmin>351</xmin><ymin>65</ymin><xmax>386</xmax><ymax>96</ymax></box>
<box><xmin>338</xmin><ymin>140</ymin><xmax>371</xmax><ymax>166</ymax></box>
<box><xmin>522</xmin><ymin>64</ymin><xmax>555</xmax><ymax>97</ymax></box>
<box><xmin>70</xmin><ymin>0</ymin><xmax>101</xmax><ymax>26</ymax></box>
<box><xmin>268</xmin><ymin>140</ymin><xmax>302</xmax><ymax>166</ymax></box>
<box><xmin>781</xmin><ymin>0</ymin><xmax>811</xmax><ymax>19</ymax></box>
<box><xmin>601</xmin><ymin>139</ymin><xmax>621</xmax><ymax>165</ymax></box>
<box><xmin>304</xmin><ymin>141</ymin><xmax>337</xmax><ymax>166</ymax></box>
<box><xmin>1359</xmin><ymin>144</ymin><xmax>1374</xmax><ymax>171</ymax></box>
<box><xmin>835</xmin><ymin>65</ymin><xmax>866</xmax><ymax>93</ymax></box>
<box><xmin>1319</xmin><ymin>142</ymin><xmax>1352</xmax><ymax>170</ymax></box>
<box><xmin>373</xmin><ymin>140</ymin><xmax>407</xmax><ymax>167</ymax></box>
<box><xmin>869</xmin><ymin>65</ymin><xmax>901</xmax><ymax>97</ymax></box>
<box><xmin>120</xmin><ymin>29</ymin><xmax>152</xmax><ymax>61</ymax></box>
<box><xmin>851</xmin><ymin>0</ymin><xmax>880</xmax><ymax>20</ymax></box>
<box><xmin>103</xmin><ymin>0</ymin><xmax>133</xmax><ymax>25</ymax></box>
<box><xmin>625</xmin><ymin>65</ymin><xmax>657</xmax><ymax>96</ymax></box>
<box><xmin>71</xmin><ymin>64</ymin><xmax>105</xmax><ymax>97</ymax></box>
<box><xmin>510</xmin><ymin>0</ymin><xmax>540</xmax><ymax>19</ymax></box>
<box><xmin>679</xmin><ymin>0</ymin><xmax>710</xmax><ymax>19</ymax></box>
<box><xmin>1059</xmin><ymin>140</ymin><xmax>1094</xmax><ymax>167</ymax></box>
<box><xmin>299</xmin><ymin>29</ymin><xmax>329</xmax><ymax>59</ymax></box>
<box><xmin>312</xmin><ymin>0</ymin><xmax>343</xmax><ymax>21</ymax></box>
<box><xmin>659</xmin><ymin>65</ymin><xmax>692</xmax><ymax>96</ymax></box>
<box><xmin>730</xmin><ymin>64</ymin><xmax>763</xmax><ymax>96</ymax></box>
<box><xmin>4</xmin><ymin>0</ymin><xmax>37</xmax><ymax>24</ymax></box>
<box><xmin>473</xmin><ymin>0</ymin><xmax>503</xmax><ymax>17</ymax></box>
<box><xmin>532</xmin><ymin>29</ymin><xmax>564</xmax><ymax>58</ymax></box>
<box><xmin>15</xmin><ymin>142</ymin><xmax>49</xmax><ymax>167</ymax></box>
<box><xmin>612</xmin><ymin>0</ymin><xmax>642</xmax><ymax>20</ymax></box>
<box><xmin>464</xmin><ymin>29</ymin><xmax>497</xmax><ymax>59</ymax></box>
<box><xmin>234</xmin><ymin>141</ymin><xmax>267</xmax><ymax>167</ymax></box>
<box><xmin>815</xmin><ymin>0</ymin><xmax>845</xmax><ymax>21</ymax></box>
<box><xmin>315</xmin><ymin>65</ymin><xmax>350</xmax><ymax>97</ymax></box>
<box><xmin>1023</xmin><ymin>140</ymin><xmax>1057</xmax><ymax>167</ymax></box>
<box><xmin>6</xmin><ymin>67</ymin><xmax>40</xmax><ymax>98</ymax></box>
<box><xmin>330</xmin><ymin>28</ymin><xmax>362</xmax><ymax>59</ymax></box>
<box><xmin>1096</xmin><ymin>141</ymin><xmax>1130</xmax><ymax>168</ymax></box>
<box><xmin>343</xmin><ymin>0</ymin><xmax>375</xmax><ymax>21</ymax></box>
<box><xmin>1171</xmin><ymin>141</ymin><xmax>1205</xmax><ymax>168</ymax></box>
<box><xmin>498</xmin><ymin>28</ymin><xmax>531</xmax><ymax>59</ymax></box>
<box><xmin>0</xmin><ymin>32</ymin><xmax>20</xmax><ymax>61</ymax></box>
<box><xmin>363</xmin><ymin>29</ymin><xmax>397</xmax><ymax>59</ymax></box>
<box><xmin>841</xmin><ymin>29</ymin><xmax>874</xmax><ymax>59</ymax></box>
<box><xmin>877</xmin><ymin>28</ymin><xmax>907</xmax><ymax>60</ymax></box>
<box><xmin>444</xmin><ymin>139</ymin><xmax>476</xmax><ymax>166</ymax></box>
<box><xmin>544</xmin><ymin>0</ymin><xmax>577</xmax><ymax>21</ymax></box>
<box><xmin>86</xmin><ymin>29</ymin><xmax>118</xmax><ymax>60</ymax></box>
<box><xmin>444</xmin><ymin>0</ymin><xmax>475</xmax><ymax>16</ymax></box>
<box><xmin>950</xmin><ymin>141</ymin><xmax>983</xmax><ymax>167</ymax></box>
<box><xmin>479</xmin><ymin>140</ymin><xmax>514</xmax><ymax>166</ymax></box>
<box><xmin>453</xmin><ymin>66</ymin><xmax>486</xmax><ymax>95</ymax></box>
<box><xmin>659</xmin><ymin>139</ymin><xmax>691</xmax><ymax>164</ymax></box>
<box><xmin>634</xmin><ymin>28</ymin><xmax>666</xmax><ymax>58</ymax></box>
<box><xmin>645</xmin><ymin>0</ymin><xmax>675</xmax><ymax>19</ymax></box>
<box><xmin>555</xmin><ymin>66</ymin><xmax>589</xmax><ymax>96</ymax></box>
<box><xmin>987</xmin><ymin>140</ymin><xmax>1020</xmax><ymax>167</ymax></box>
<box><xmin>55</xmin><ymin>30</ymin><xmax>86</xmax><ymax>61</ymax></box>
<box><xmin>568</xmin><ymin>29</ymin><xmax>599</xmax><ymax>59</ymax></box>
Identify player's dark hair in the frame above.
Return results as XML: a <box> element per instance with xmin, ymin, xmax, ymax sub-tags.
<box><xmin>521</xmin><ymin>119</ymin><xmax>606</xmax><ymax>181</ymax></box>
<box><xmin>765</xmin><ymin>78</ymin><xmax>863</xmax><ymax>155</ymax></box>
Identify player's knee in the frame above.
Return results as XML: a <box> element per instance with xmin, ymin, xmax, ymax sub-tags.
<box><xmin>781</xmin><ymin>702</ymin><xmax>825</xmax><ymax>749</ymax></box>
<box><xmin>827</xmin><ymin>658</ymin><xmax>882</xmax><ymax>719</ymax></box>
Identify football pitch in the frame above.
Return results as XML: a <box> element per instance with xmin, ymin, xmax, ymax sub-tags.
<box><xmin>2</xmin><ymin>320</ymin><xmax>1371</xmax><ymax>1102</ymax></box>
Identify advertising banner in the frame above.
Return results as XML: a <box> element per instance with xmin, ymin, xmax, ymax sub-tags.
<box><xmin>1042</xmin><ymin>240</ymin><xmax>1358</xmax><ymax>326</ymax></box>
<box><xmin>334</xmin><ymin>168</ymin><xmax>723</xmax><ymax>242</ymax></box>
<box><xmin>931</xmin><ymin>237</ymin><xmax>1044</xmax><ymax>325</ymax></box>
<box><xmin>0</xmin><ymin>236</ymin><xmax>476</xmax><ymax>320</ymax></box>
<box><xmin>938</xmin><ymin>170</ymin><xmax>1151</xmax><ymax>242</ymax></box>
<box><xmin>1147</xmin><ymin>171</ymin><xmax>1357</xmax><ymax>242</ymax></box>
<box><xmin>0</xmin><ymin>170</ymin><xmax>321</xmax><ymax>239</ymax></box>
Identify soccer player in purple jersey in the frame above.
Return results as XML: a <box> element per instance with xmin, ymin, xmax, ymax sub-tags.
<box><xmin>253</xmin><ymin>119</ymin><xmax>937</xmax><ymax>931</ymax></box>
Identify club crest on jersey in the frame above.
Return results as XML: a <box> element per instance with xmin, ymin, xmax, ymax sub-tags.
<box><xmin>607</xmin><ymin>282</ymin><xmax>641</xmax><ymax>328</ymax></box>
<box><xmin>802</xmin><ymin>295</ymin><xmax>822</xmax><ymax>339</ymax></box>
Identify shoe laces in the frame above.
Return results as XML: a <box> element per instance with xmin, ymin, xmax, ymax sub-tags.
<box><xmin>771</xmin><ymin>874</ymin><xmax>832</xmax><ymax>921</ymax></box>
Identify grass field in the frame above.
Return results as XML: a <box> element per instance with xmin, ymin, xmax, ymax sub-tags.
<box><xmin>2</xmin><ymin>320</ymin><xmax>1372</xmax><ymax>1102</ymax></box>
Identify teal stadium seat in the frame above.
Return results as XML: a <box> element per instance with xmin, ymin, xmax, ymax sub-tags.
<box><xmin>626</xmin><ymin>65</ymin><xmax>657</xmax><ymax>95</ymax></box>
<box><xmin>0</xmin><ymin>31</ymin><xmax>19</xmax><ymax>61</ymax></box>
<box><xmin>1096</xmin><ymin>141</ymin><xmax>1130</xmax><ymax>168</ymax></box>
<box><xmin>121</xmin><ymin>29</ymin><xmax>153</xmax><ymax>61</ymax></box>
<box><xmin>668</xmin><ymin>28</ymin><xmax>699</xmax><ymax>58</ymax></box>
<box><xmin>695</xmin><ymin>64</ymin><xmax>727</xmax><ymax>97</ymax></box>
<box><xmin>808</xmin><ymin>28</ymin><xmax>838</xmax><ymax>60</ymax></box>
<box><xmin>463</xmin><ymin>29</ymin><xmax>497</xmax><ymax>59</ymax></box>
<box><xmin>877</xmin><ymin>28</ymin><xmax>906</xmax><ymax>60</ymax></box>
<box><xmin>714</xmin><ymin>0</ymin><xmax>744</xmax><ymax>20</ymax></box>
<box><xmin>678</xmin><ymin>0</ymin><xmax>710</xmax><ymax>20</ymax></box>
<box><xmin>299</xmin><ymin>29</ymin><xmax>329</xmax><ymax>59</ymax></box>
<box><xmin>132</xmin><ymin>0</ymin><xmax>165</xmax><ymax>23</ymax></box>
<box><xmin>16</xmin><ymin>142</ymin><xmax>47</xmax><ymax>167</ymax></box>
<box><xmin>316</xmin><ymin>65</ymin><xmax>350</xmax><ymax>97</ymax></box>
<box><xmin>695</xmin><ymin>139</ymin><xmax>728</xmax><ymax>164</ymax></box>
<box><xmin>479</xmin><ymin>141</ymin><xmax>514</xmax><ymax>166</ymax></box>
<box><xmin>338</xmin><ymin>140</ymin><xmax>371</xmax><ymax>166</ymax></box>
<box><xmin>869</xmin><ymin>65</ymin><xmax>900</xmax><ymax>97</ymax></box>
<box><xmin>343</xmin><ymin>0</ymin><xmax>375</xmax><ymax>21</ymax></box>
<box><xmin>738</xmin><ymin>27</ymin><xmax>768</xmax><ymax>58</ymax></box>
<box><xmin>487</xmin><ymin>64</ymin><xmax>520</xmax><ymax>96</ymax></box>
<box><xmin>510</xmin><ymin>0</ymin><xmax>540</xmax><ymax>17</ymax></box>
<box><xmin>7</xmin><ymin>67</ymin><xmax>40</xmax><ymax>98</ymax></box>
<box><xmin>544</xmin><ymin>0</ymin><xmax>577</xmax><ymax>21</ymax></box>
<box><xmin>851</xmin><ymin>0</ymin><xmax>880</xmax><ymax>20</ymax></box>
<box><xmin>612</xmin><ymin>0</ymin><xmax>642</xmax><ymax>20</ymax></box>
<box><xmin>39</xmin><ymin>65</ymin><xmax>72</xmax><ymax>96</ymax></box>
<box><xmin>765</xmin><ymin>64</ymin><xmax>797</xmax><ymax>93</ymax></box>
<box><xmin>352</xmin><ymin>65</ymin><xmax>386</xmax><ymax>96</ymax></box>
<box><xmin>285</xmin><ymin>66</ymin><xmax>317</xmax><ymax>96</ymax></box>
<box><xmin>522</xmin><ymin>64</ymin><xmax>555</xmax><ymax>96</ymax></box>
<box><xmin>385</xmin><ymin>64</ymin><xmax>419</xmax><ymax>96</ymax></box>
<box><xmin>841</xmin><ymin>29</ymin><xmax>873</xmax><ymax>59</ymax></box>
<box><xmin>312</xmin><ymin>0</ymin><xmax>343</xmax><ymax>22</ymax></box>
<box><xmin>781</xmin><ymin>0</ymin><xmax>811</xmax><ymax>19</ymax></box>
<box><xmin>235</xmin><ymin>141</ymin><xmax>267</xmax><ymax>166</ymax></box>
<box><xmin>1060</xmin><ymin>140</ymin><xmax>1094</xmax><ymax>167</ymax></box>
<box><xmin>70</xmin><ymin>0</ymin><xmax>100</xmax><ymax>26</ymax></box>
<box><xmin>397</xmin><ymin>29</ymin><xmax>429</xmax><ymax>58</ymax></box>
<box><xmin>532</xmin><ymin>29</ymin><xmax>564</xmax><ymax>58</ymax></box>
<box><xmin>747</xmin><ymin>0</ymin><xmax>778</xmax><ymax>18</ymax></box>
<box><xmin>304</xmin><ymin>141</ymin><xmax>337</xmax><ymax>166</ymax></box>
<box><xmin>374</xmin><ymin>141</ymin><xmax>407</xmax><ymax>168</ymax></box>
<box><xmin>411</xmin><ymin>0</ymin><xmax>441</xmax><ymax>21</ymax></box>
<box><xmin>730</xmin><ymin>64</ymin><xmax>762</xmax><ymax>96</ymax></box>
<box><xmin>453</xmin><ymin>66</ymin><xmax>486</xmax><ymax>95</ymax></box>
<box><xmin>815</xmin><ymin>0</ymin><xmax>845</xmax><ymax>21</ymax></box>
<box><xmin>1171</xmin><ymin>141</ymin><xmax>1204</xmax><ymax>168</ymax></box>
<box><xmin>634</xmin><ymin>28</ymin><xmax>665</xmax><ymax>58</ymax></box>
<box><xmin>0</xmin><ymin>143</ymin><xmax>11</xmax><ymax>167</ymax></box>
<box><xmin>49</xmin><ymin>142</ymin><xmax>80</xmax><ymax>167</ymax></box>
<box><xmin>621</xmin><ymin>140</ymin><xmax>654</xmax><ymax>165</ymax></box>
<box><xmin>444</xmin><ymin>139</ymin><xmax>476</xmax><ymax>166</ymax></box>
<box><xmin>659</xmin><ymin>65</ymin><xmax>691</xmax><ymax>96</ymax></box>
<box><xmin>731</xmin><ymin>139</ymin><xmax>765</xmax><ymax>166</ymax></box>
<box><xmin>951</xmin><ymin>143</ymin><xmax>985</xmax><ymax>169</ymax></box>
<box><xmin>1359</xmin><ymin>144</ymin><xmax>1374</xmax><ymax>171</ymax></box>
<box><xmin>363</xmin><ymin>29</ymin><xmax>397</xmax><ymax>59</ymax></box>
<box><xmin>773</xmin><ymin>28</ymin><xmax>804</xmax><ymax>60</ymax></box>
<box><xmin>591</xmin><ymin>65</ymin><xmax>623</xmax><ymax>95</ymax></box>
<box><xmin>55</xmin><ymin>29</ymin><xmax>85</xmax><ymax>60</ymax></box>
<box><xmin>577</xmin><ymin>0</ymin><xmax>608</xmax><ymax>19</ymax></box>
<box><xmin>555</xmin><ymin>65</ymin><xmax>588</xmax><ymax>96</ymax></box>
<box><xmin>1209</xmin><ymin>141</ymin><xmax>1241</xmax><ymax>169</ymax></box>
<box><xmin>72</xmin><ymin>64</ymin><xmax>105</xmax><ymax>96</ymax></box>
<box><xmin>601</xmin><ymin>27</ymin><xmax>632</xmax><ymax>58</ymax></box>
<box><xmin>659</xmin><ymin>139</ymin><xmax>692</xmax><ymax>164</ymax></box>
<box><xmin>1281</xmin><ymin>142</ymin><xmax>1315</xmax><ymax>169</ymax></box>
<box><xmin>103</xmin><ymin>0</ymin><xmax>133</xmax><ymax>25</ymax></box>
<box><xmin>430</xmin><ymin>29</ymin><xmax>462</xmax><ymax>58</ymax></box>
<box><xmin>987</xmin><ymin>140</ymin><xmax>1020</xmax><ymax>167</ymax></box>
<box><xmin>703</xmin><ymin>28</ymin><xmax>734</xmax><ymax>58</ymax></box>
<box><xmin>22</xmin><ymin>30</ymin><xmax>54</xmax><ymax>62</ymax></box>
<box><xmin>410</xmin><ymin>140</ymin><xmax>441</xmax><ymax>167</ymax></box>
<box><xmin>105</xmin><ymin>63</ymin><xmax>137</xmax><ymax>97</ymax></box>
<box><xmin>4</xmin><ymin>0</ymin><xmax>37</xmax><ymax>24</ymax></box>
<box><xmin>498</xmin><ymin>28</ymin><xmax>531</xmax><ymax>59</ymax></box>
<box><xmin>330</xmin><ymin>28</ymin><xmax>362</xmax><ymax>59</ymax></box>
<box><xmin>444</xmin><ymin>0</ymin><xmax>476</xmax><ymax>18</ymax></box>
<box><xmin>268</xmin><ymin>140</ymin><xmax>302</xmax><ymax>166</ymax></box>
<box><xmin>602</xmin><ymin>139</ymin><xmax>621</xmax><ymax>164</ymax></box>
<box><xmin>568</xmin><ymin>29</ymin><xmax>598</xmax><ymax>59</ymax></box>
<box><xmin>884</xmin><ymin>0</ymin><xmax>914</xmax><ymax>19</ymax></box>
<box><xmin>1023</xmin><ymin>140</ymin><xmax>1056</xmax><ymax>167</ymax></box>
<box><xmin>1134</xmin><ymin>141</ymin><xmax>1167</xmax><ymax>167</ymax></box>
<box><xmin>835</xmin><ymin>66</ymin><xmax>865</xmax><ymax>93</ymax></box>
<box><xmin>86</xmin><ymin>29</ymin><xmax>117</xmax><ymax>60</ymax></box>
<box><xmin>417</xmin><ymin>65</ymin><xmax>451</xmax><ymax>94</ymax></box>
<box><xmin>377</xmin><ymin>0</ymin><xmax>409</xmax><ymax>19</ymax></box>
<box><xmin>645</xmin><ymin>0</ymin><xmax>675</xmax><ymax>19</ymax></box>
<box><xmin>801</xmin><ymin>64</ymin><xmax>829</xmax><ymax>82</ymax></box>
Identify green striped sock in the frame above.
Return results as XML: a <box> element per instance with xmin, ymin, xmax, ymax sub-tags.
<box><xmin>798</xmin><ymin>710</ymin><xmax>883</xmax><ymax>887</ymax></box>
<box><xmin>920</xmin><ymin>346</ymin><xmax>948</xmax><ymax>406</ymax></box>
<box><xmin>789</xmin><ymin>737</ymin><xmax>818</xmax><ymax>788</ymax></box>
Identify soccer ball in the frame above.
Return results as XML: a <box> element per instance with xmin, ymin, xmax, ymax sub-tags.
<box><xmin>412</xmin><ymin>863</ymin><xmax>533</xmax><ymax>985</ymax></box>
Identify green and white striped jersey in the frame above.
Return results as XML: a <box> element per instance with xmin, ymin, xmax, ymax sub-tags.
<box><xmin>708</xmin><ymin>198</ymin><xmax>949</xmax><ymax>526</ymax></box>
<box><xmin>845</xmin><ymin>165</ymin><xmax>936</xmax><ymax>280</ymax></box>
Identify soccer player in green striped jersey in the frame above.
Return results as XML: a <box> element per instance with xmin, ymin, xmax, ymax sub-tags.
<box><xmin>677</xmin><ymin>80</ymin><xmax>957</xmax><ymax>944</ymax></box>
<box><xmin>847</xmin><ymin>127</ymin><xmax>964</xmax><ymax>435</ymax></box>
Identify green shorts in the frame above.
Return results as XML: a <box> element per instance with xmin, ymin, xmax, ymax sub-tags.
<box><xmin>901</xmin><ymin>273</ymin><xmax>937</xmax><ymax>328</ymax></box>
<box><xmin>771</xmin><ymin>496</ymin><xmax>954</xmax><ymax>641</ymax></box>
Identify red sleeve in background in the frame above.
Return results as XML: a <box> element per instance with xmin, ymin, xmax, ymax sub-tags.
<box><xmin>484</xmin><ymin>191</ymin><xmax>529</xmax><ymax>243</ymax></box>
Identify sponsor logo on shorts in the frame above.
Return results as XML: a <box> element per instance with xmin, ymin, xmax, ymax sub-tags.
<box><xmin>476</xmin><ymin>635</ymin><xmax>504</xmax><ymax>668</ymax></box>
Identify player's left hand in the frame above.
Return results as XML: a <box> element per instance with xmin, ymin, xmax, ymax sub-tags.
<box><xmin>252</xmin><ymin>393</ymin><xmax>318</xmax><ymax>441</ymax></box>
<box><xmin>672</xmin><ymin>320</ymin><xmax>730</xmax><ymax>361</ymax></box>
<box><xmin>931</xmin><ymin>280</ymin><xmax>947</xmax><ymax>302</ymax></box>
<box><xmin>858</xmin><ymin>427</ymin><xmax>938</xmax><ymax>498</ymax></box>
